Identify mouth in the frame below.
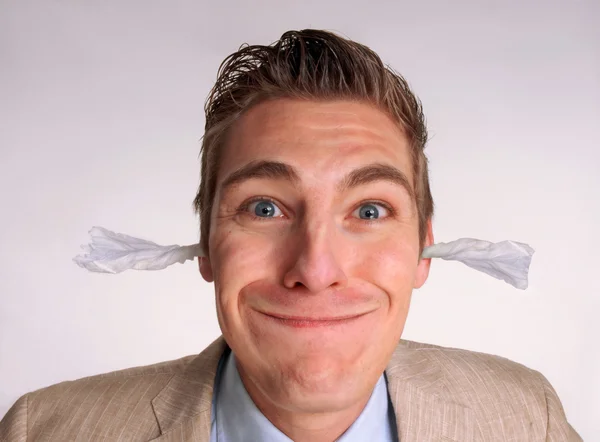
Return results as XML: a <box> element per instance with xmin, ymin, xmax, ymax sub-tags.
<box><xmin>258</xmin><ymin>311</ymin><xmax>371</xmax><ymax>329</ymax></box>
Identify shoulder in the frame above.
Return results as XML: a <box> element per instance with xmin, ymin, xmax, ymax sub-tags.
<box><xmin>1</xmin><ymin>354</ymin><xmax>196</xmax><ymax>441</ymax></box>
<box><xmin>396</xmin><ymin>339</ymin><xmax>543</xmax><ymax>382</ymax></box>
<box><xmin>28</xmin><ymin>353</ymin><xmax>197</xmax><ymax>403</ymax></box>
<box><xmin>388</xmin><ymin>340</ymin><xmax>581</xmax><ymax>440</ymax></box>
<box><xmin>393</xmin><ymin>339</ymin><xmax>548</xmax><ymax>403</ymax></box>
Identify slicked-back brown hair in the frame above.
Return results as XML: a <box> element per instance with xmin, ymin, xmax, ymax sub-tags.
<box><xmin>193</xmin><ymin>29</ymin><xmax>434</xmax><ymax>255</ymax></box>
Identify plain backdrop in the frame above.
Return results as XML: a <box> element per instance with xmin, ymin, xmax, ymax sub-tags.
<box><xmin>1</xmin><ymin>0</ymin><xmax>598</xmax><ymax>438</ymax></box>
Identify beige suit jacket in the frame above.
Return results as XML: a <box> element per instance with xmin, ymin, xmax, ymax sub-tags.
<box><xmin>0</xmin><ymin>337</ymin><xmax>581</xmax><ymax>441</ymax></box>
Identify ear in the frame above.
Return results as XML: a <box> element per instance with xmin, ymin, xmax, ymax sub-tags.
<box><xmin>199</xmin><ymin>256</ymin><xmax>214</xmax><ymax>283</ymax></box>
<box><xmin>414</xmin><ymin>219</ymin><xmax>434</xmax><ymax>289</ymax></box>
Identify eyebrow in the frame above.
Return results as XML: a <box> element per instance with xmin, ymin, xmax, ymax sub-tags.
<box><xmin>339</xmin><ymin>163</ymin><xmax>415</xmax><ymax>201</ymax></box>
<box><xmin>219</xmin><ymin>160</ymin><xmax>414</xmax><ymax>201</ymax></box>
<box><xmin>220</xmin><ymin>160</ymin><xmax>301</xmax><ymax>192</ymax></box>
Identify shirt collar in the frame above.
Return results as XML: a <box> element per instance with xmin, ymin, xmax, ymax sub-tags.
<box><xmin>214</xmin><ymin>351</ymin><xmax>394</xmax><ymax>441</ymax></box>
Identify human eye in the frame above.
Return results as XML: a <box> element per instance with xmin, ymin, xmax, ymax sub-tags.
<box><xmin>351</xmin><ymin>201</ymin><xmax>393</xmax><ymax>221</ymax></box>
<box><xmin>239</xmin><ymin>197</ymin><xmax>285</xmax><ymax>219</ymax></box>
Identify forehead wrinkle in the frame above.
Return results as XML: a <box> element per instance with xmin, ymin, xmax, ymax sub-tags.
<box><xmin>244</xmin><ymin>102</ymin><xmax>401</xmax><ymax>140</ymax></box>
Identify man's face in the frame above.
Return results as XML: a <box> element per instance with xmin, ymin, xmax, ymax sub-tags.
<box><xmin>200</xmin><ymin>98</ymin><xmax>432</xmax><ymax>413</ymax></box>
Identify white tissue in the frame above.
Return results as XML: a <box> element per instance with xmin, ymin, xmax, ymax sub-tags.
<box><xmin>421</xmin><ymin>238</ymin><xmax>535</xmax><ymax>289</ymax></box>
<box><xmin>73</xmin><ymin>226</ymin><xmax>203</xmax><ymax>274</ymax></box>
<box><xmin>73</xmin><ymin>227</ymin><xmax>534</xmax><ymax>289</ymax></box>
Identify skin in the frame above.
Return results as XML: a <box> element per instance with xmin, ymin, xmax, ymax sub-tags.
<box><xmin>199</xmin><ymin>98</ymin><xmax>433</xmax><ymax>442</ymax></box>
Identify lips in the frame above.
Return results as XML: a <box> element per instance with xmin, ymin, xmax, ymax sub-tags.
<box><xmin>258</xmin><ymin>311</ymin><xmax>370</xmax><ymax>328</ymax></box>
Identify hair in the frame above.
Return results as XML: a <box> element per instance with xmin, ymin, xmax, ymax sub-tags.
<box><xmin>193</xmin><ymin>29</ymin><xmax>434</xmax><ymax>255</ymax></box>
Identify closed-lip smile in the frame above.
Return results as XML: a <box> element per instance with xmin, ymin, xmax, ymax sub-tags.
<box><xmin>258</xmin><ymin>311</ymin><xmax>371</xmax><ymax>328</ymax></box>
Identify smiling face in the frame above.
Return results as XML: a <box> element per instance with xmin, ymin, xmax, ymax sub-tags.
<box><xmin>200</xmin><ymin>98</ymin><xmax>433</xmax><ymax>415</ymax></box>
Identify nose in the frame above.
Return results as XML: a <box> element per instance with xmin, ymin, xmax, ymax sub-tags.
<box><xmin>282</xmin><ymin>220</ymin><xmax>348</xmax><ymax>293</ymax></box>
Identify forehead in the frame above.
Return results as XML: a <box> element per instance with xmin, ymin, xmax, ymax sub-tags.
<box><xmin>220</xmin><ymin>98</ymin><xmax>413</xmax><ymax>185</ymax></box>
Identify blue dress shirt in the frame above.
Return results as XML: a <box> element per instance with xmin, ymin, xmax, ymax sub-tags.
<box><xmin>210</xmin><ymin>350</ymin><xmax>397</xmax><ymax>441</ymax></box>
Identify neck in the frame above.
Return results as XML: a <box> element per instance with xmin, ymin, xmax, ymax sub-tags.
<box><xmin>236</xmin><ymin>364</ymin><xmax>373</xmax><ymax>442</ymax></box>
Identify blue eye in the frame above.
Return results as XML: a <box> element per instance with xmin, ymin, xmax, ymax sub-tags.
<box><xmin>353</xmin><ymin>203</ymin><xmax>389</xmax><ymax>220</ymax></box>
<box><xmin>247</xmin><ymin>200</ymin><xmax>283</xmax><ymax>218</ymax></box>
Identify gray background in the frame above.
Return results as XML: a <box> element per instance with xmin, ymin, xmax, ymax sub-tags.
<box><xmin>1</xmin><ymin>0</ymin><xmax>598</xmax><ymax>438</ymax></box>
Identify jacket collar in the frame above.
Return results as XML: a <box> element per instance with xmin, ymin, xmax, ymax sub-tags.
<box><xmin>150</xmin><ymin>337</ymin><xmax>478</xmax><ymax>442</ymax></box>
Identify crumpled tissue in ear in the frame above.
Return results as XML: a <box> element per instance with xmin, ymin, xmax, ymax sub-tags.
<box><xmin>73</xmin><ymin>226</ymin><xmax>203</xmax><ymax>274</ymax></box>
<box><xmin>421</xmin><ymin>238</ymin><xmax>535</xmax><ymax>289</ymax></box>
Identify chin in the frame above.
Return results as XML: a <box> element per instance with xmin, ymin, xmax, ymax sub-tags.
<box><xmin>275</xmin><ymin>370</ymin><xmax>365</xmax><ymax>414</ymax></box>
<box><xmin>271</xmin><ymin>353</ymin><xmax>368</xmax><ymax>405</ymax></box>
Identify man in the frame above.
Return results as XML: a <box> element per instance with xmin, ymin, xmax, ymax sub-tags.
<box><xmin>0</xmin><ymin>29</ymin><xmax>581</xmax><ymax>441</ymax></box>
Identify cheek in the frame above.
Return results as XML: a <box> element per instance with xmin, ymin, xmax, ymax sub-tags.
<box><xmin>351</xmin><ymin>235</ymin><xmax>419</xmax><ymax>312</ymax></box>
<box><xmin>210</xmin><ymin>229</ymin><xmax>279</xmax><ymax>316</ymax></box>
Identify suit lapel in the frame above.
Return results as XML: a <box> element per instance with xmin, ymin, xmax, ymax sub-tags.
<box><xmin>385</xmin><ymin>342</ymin><xmax>480</xmax><ymax>442</ymax></box>
<box><xmin>150</xmin><ymin>336</ymin><xmax>228</xmax><ymax>442</ymax></box>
